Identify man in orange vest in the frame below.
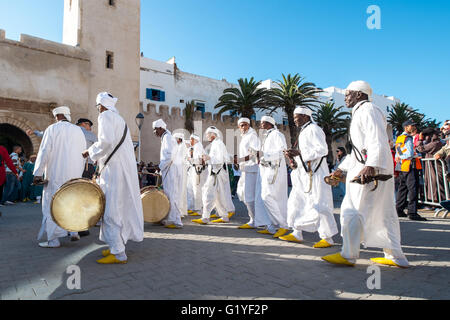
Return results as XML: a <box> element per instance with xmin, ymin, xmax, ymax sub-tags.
<box><xmin>395</xmin><ymin>120</ymin><xmax>427</xmax><ymax>221</ymax></box>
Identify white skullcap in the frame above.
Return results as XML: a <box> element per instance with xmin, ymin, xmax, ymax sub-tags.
<box><xmin>96</xmin><ymin>92</ymin><xmax>119</xmax><ymax>113</ymax></box>
<box><xmin>346</xmin><ymin>81</ymin><xmax>373</xmax><ymax>101</ymax></box>
<box><xmin>52</xmin><ymin>106</ymin><xmax>71</xmax><ymax>122</ymax></box>
<box><xmin>261</xmin><ymin>116</ymin><xmax>276</xmax><ymax>126</ymax></box>
<box><xmin>205</xmin><ymin>126</ymin><xmax>220</xmax><ymax>137</ymax></box>
<box><xmin>190</xmin><ymin>134</ymin><xmax>200</xmax><ymax>141</ymax></box>
<box><xmin>173</xmin><ymin>132</ymin><xmax>184</xmax><ymax>140</ymax></box>
<box><xmin>294</xmin><ymin>106</ymin><xmax>313</xmax><ymax>117</ymax></box>
<box><xmin>238</xmin><ymin>117</ymin><xmax>250</xmax><ymax>125</ymax></box>
<box><xmin>152</xmin><ymin>119</ymin><xmax>167</xmax><ymax>130</ymax></box>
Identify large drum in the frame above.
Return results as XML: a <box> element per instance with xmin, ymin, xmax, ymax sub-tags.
<box><xmin>141</xmin><ymin>186</ymin><xmax>170</xmax><ymax>223</ymax></box>
<box><xmin>51</xmin><ymin>178</ymin><xmax>105</xmax><ymax>232</ymax></box>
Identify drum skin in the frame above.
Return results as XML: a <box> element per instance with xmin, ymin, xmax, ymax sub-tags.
<box><xmin>51</xmin><ymin>178</ymin><xmax>105</xmax><ymax>232</ymax></box>
<box><xmin>141</xmin><ymin>186</ymin><xmax>170</xmax><ymax>223</ymax></box>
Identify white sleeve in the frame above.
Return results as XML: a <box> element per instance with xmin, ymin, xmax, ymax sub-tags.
<box><xmin>88</xmin><ymin>114</ymin><xmax>115</xmax><ymax>162</ymax></box>
<box><xmin>33</xmin><ymin>127</ymin><xmax>52</xmax><ymax>177</ymax></box>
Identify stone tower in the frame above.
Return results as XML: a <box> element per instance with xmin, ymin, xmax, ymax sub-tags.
<box><xmin>62</xmin><ymin>0</ymin><xmax>141</xmax><ymax>138</ymax></box>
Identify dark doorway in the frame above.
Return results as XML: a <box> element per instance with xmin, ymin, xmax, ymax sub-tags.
<box><xmin>0</xmin><ymin>124</ymin><xmax>33</xmax><ymax>157</ymax></box>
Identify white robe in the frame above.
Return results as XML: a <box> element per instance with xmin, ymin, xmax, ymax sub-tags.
<box><xmin>236</xmin><ymin>127</ymin><xmax>261</xmax><ymax>225</ymax></box>
<box><xmin>202</xmin><ymin>138</ymin><xmax>233</xmax><ymax>220</ymax></box>
<box><xmin>175</xmin><ymin>141</ymin><xmax>190</xmax><ymax>217</ymax></box>
<box><xmin>287</xmin><ymin>122</ymin><xmax>338</xmax><ymax>240</ymax></box>
<box><xmin>88</xmin><ymin>110</ymin><xmax>144</xmax><ymax>255</ymax></box>
<box><xmin>255</xmin><ymin>128</ymin><xmax>288</xmax><ymax>230</ymax></box>
<box><xmin>159</xmin><ymin>131</ymin><xmax>183</xmax><ymax>227</ymax></box>
<box><xmin>34</xmin><ymin>121</ymin><xmax>86</xmax><ymax>241</ymax></box>
<box><xmin>338</xmin><ymin>101</ymin><xmax>408</xmax><ymax>265</ymax></box>
<box><xmin>189</xmin><ymin>141</ymin><xmax>208</xmax><ymax>212</ymax></box>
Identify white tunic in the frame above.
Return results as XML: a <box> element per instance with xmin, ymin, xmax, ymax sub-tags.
<box><xmin>88</xmin><ymin>110</ymin><xmax>144</xmax><ymax>254</ymax></box>
<box><xmin>338</xmin><ymin>101</ymin><xmax>407</xmax><ymax>258</ymax></box>
<box><xmin>287</xmin><ymin>122</ymin><xmax>338</xmax><ymax>239</ymax></box>
<box><xmin>174</xmin><ymin>141</ymin><xmax>190</xmax><ymax>217</ymax></box>
<box><xmin>202</xmin><ymin>138</ymin><xmax>234</xmax><ymax>219</ymax></box>
<box><xmin>34</xmin><ymin>121</ymin><xmax>86</xmax><ymax>241</ymax></box>
<box><xmin>159</xmin><ymin>131</ymin><xmax>183</xmax><ymax>226</ymax></box>
<box><xmin>189</xmin><ymin>141</ymin><xmax>208</xmax><ymax>211</ymax></box>
<box><xmin>255</xmin><ymin>128</ymin><xmax>288</xmax><ymax>229</ymax></box>
<box><xmin>236</xmin><ymin>127</ymin><xmax>260</xmax><ymax>203</ymax></box>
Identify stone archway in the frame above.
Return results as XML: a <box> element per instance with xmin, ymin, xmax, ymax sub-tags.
<box><xmin>0</xmin><ymin>113</ymin><xmax>41</xmax><ymax>156</ymax></box>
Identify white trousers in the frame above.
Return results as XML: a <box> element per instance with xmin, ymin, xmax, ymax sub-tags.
<box><xmin>202</xmin><ymin>169</ymin><xmax>231</xmax><ymax>221</ymax></box>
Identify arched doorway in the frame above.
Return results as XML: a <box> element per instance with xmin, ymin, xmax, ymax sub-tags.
<box><xmin>0</xmin><ymin>124</ymin><xmax>34</xmax><ymax>157</ymax></box>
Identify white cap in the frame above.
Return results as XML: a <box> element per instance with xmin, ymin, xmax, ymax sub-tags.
<box><xmin>96</xmin><ymin>92</ymin><xmax>119</xmax><ymax>113</ymax></box>
<box><xmin>346</xmin><ymin>81</ymin><xmax>373</xmax><ymax>101</ymax></box>
<box><xmin>52</xmin><ymin>106</ymin><xmax>71</xmax><ymax>122</ymax></box>
<box><xmin>173</xmin><ymin>132</ymin><xmax>184</xmax><ymax>140</ymax></box>
<box><xmin>261</xmin><ymin>115</ymin><xmax>276</xmax><ymax>126</ymax></box>
<box><xmin>190</xmin><ymin>134</ymin><xmax>200</xmax><ymax>141</ymax></box>
<box><xmin>238</xmin><ymin>117</ymin><xmax>250</xmax><ymax>125</ymax></box>
<box><xmin>152</xmin><ymin>119</ymin><xmax>167</xmax><ymax>130</ymax></box>
<box><xmin>205</xmin><ymin>126</ymin><xmax>220</xmax><ymax>137</ymax></box>
<box><xmin>294</xmin><ymin>106</ymin><xmax>313</xmax><ymax>117</ymax></box>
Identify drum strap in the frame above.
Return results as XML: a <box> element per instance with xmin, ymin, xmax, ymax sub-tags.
<box><xmin>94</xmin><ymin>124</ymin><xmax>128</xmax><ymax>179</ymax></box>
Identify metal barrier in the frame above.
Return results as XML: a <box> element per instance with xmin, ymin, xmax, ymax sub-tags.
<box><xmin>418</xmin><ymin>158</ymin><xmax>450</xmax><ymax>218</ymax></box>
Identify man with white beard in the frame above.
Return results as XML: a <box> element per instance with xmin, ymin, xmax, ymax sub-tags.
<box><xmin>153</xmin><ymin>119</ymin><xmax>184</xmax><ymax>229</ymax></box>
<box><xmin>33</xmin><ymin>106</ymin><xmax>86</xmax><ymax>248</ymax></box>
<box><xmin>235</xmin><ymin>117</ymin><xmax>261</xmax><ymax>229</ymax></box>
<box><xmin>322</xmin><ymin>81</ymin><xmax>410</xmax><ymax>268</ymax></box>
<box><xmin>192</xmin><ymin>126</ymin><xmax>234</xmax><ymax>225</ymax></box>
<box><xmin>187</xmin><ymin>134</ymin><xmax>207</xmax><ymax>217</ymax></box>
<box><xmin>281</xmin><ymin>107</ymin><xmax>338</xmax><ymax>247</ymax></box>
<box><xmin>173</xmin><ymin>132</ymin><xmax>189</xmax><ymax>218</ymax></box>
<box><xmin>83</xmin><ymin>92</ymin><xmax>144</xmax><ymax>264</ymax></box>
<box><xmin>255</xmin><ymin>116</ymin><xmax>289</xmax><ymax>238</ymax></box>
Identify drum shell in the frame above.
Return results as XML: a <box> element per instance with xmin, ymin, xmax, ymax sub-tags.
<box><xmin>51</xmin><ymin>178</ymin><xmax>105</xmax><ymax>232</ymax></box>
<box><xmin>141</xmin><ymin>186</ymin><xmax>170</xmax><ymax>223</ymax></box>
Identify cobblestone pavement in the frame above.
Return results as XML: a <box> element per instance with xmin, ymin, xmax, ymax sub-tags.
<box><xmin>0</xmin><ymin>200</ymin><xmax>449</xmax><ymax>300</ymax></box>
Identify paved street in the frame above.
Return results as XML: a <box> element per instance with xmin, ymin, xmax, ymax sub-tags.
<box><xmin>0</xmin><ymin>200</ymin><xmax>449</xmax><ymax>300</ymax></box>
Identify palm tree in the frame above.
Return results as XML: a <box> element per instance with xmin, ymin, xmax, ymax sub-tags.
<box><xmin>312</xmin><ymin>102</ymin><xmax>351</xmax><ymax>165</ymax></box>
<box><xmin>184</xmin><ymin>100</ymin><xmax>196</xmax><ymax>133</ymax></box>
<box><xmin>387</xmin><ymin>102</ymin><xmax>419</xmax><ymax>136</ymax></box>
<box><xmin>214</xmin><ymin>77</ymin><xmax>269</xmax><ymax>119</ymax></box>
<box><xmin>266</xmin><ymin>74</ymin><xmax>323</xmax><ymax>146</ymax></box>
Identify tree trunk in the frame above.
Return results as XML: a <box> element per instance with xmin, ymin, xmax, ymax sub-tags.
<box><xmin>287</xmin><ymin>112</ymin><xmax>297</xmax><ymax>148</ymax></box>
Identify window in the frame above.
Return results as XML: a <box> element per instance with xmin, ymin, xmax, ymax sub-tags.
<box><xmin>282</xmin><ymin>117</ymin><xmax>289</xmax><ymax>126</ymax></box>
<box><xmin>195</xmin><ymin>102</ymin><xmax>206</xmax><ymax>118</ymax></box>
<box><xmin>109</xmin><ymin>0</ymin><xmax>116</xmax><ymax>6</ymax></box>
<box><xmin>106</xmin><ymin>51</ymin><xmax>114</xmax><ymax>69</ymax></box>
<box><xmin>146</xmin><ymin>89</ymin><xmax>165</xmax><ymax>102</ymax></box>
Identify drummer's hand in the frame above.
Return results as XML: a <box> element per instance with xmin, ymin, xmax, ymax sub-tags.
<box><xmin>357</xmin><ymin>166</ymin><xmax>375</xmax><ymax>184</ymax></box>
<box><xmin>33</xmin><ymin>176</ymin><xmax>44</xmax><ymax>184</ymax></box>
<box><xmin>82</xmin><ymin>150</ymin><xmax>90</xmax><ymax>158</ymax></box>
<box><xmin>331</xmin><ymin>169</ymin><xmax>344</xmax><ymax>178</ymax></box>
<box><xmin>284</xmin><ymin>149</ymin><xmax>300</xmax><ymax>158</ymax></box>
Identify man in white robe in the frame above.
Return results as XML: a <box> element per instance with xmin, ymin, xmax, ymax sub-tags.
<box><xmin>83</xmin><ymin>92</ymin><xmax>144</xmax><ymax>264</ymax></box>
<box><xmin>255</xmin><ymin>116</ymin><xmax>289</xmax><ymax>238</ymax></box>
<box><xmin>187</xmin><ymin>134</ymin><xmax>207</xmax><ymax>217</ymax></box>
<box><xmin>192</xmin><ymin>127</ymin><xmax>234</xmax><ymax>225</ymax></box>
<box><xmin>173</xmin><ymin>132</ymin><xmax>189</xmax><ymax>218</ymax></box>
<box><xmin>153</xmin><ymin>119</ymin><xmax>183</xmax><ymax>229</ymax></box>
<box><xmin>235</xmin><ymin>118</ymin><xmax>261</xmax><ymax>229</ymax></box>
<box><xmin>281</xmin><ymin>107</ymin><xmax>338</xmax><ymax>247</ymax></box>
<box><xmin>33</xmin><ymin>106</ymin><xmax>86</xmax><ymax>248</ymax></box>
<box><xmin>322</xmin><ymin>81</ymin><xmax>409</xmax><ymax>268</ymax></box>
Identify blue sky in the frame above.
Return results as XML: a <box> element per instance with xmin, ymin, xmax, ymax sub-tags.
<box><xmin>1</xmin><ymin>0</ymin><xmax>449</xmax><ymax>123</ymax></box>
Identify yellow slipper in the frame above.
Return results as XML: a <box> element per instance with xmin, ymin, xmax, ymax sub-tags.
<box><xmin>211</xmin><ymin>218</ymin><xmax>228</xmax><ymax>223</ymax></box>
<box><xmin>187</xmin><ymin>210</ymin><xmax>194</xmax><ymax>214</ymax></box>
<box><xmin>102</xmin><ymin>249</ymin><xmax>110</xmax><ymax>257</ymax></box>
<box><xmin>313</xmin><ymin>239</ymin><xmax>333</xmax><ymax>248</ymax></box>
<box><xmin>188</xmin><ymin>212</ymin><xmax>201</xmax><ymax>216</ymax></box>
<box><xmin>228</xmin><ymin>212</ymin><xmax>236</xmax><ymax>219</ymax></box>
<box><xmin>210</xmin><ymin>214</ymin><xmax>219</xmax><ymax>218</ymax></box>
<box><xmin>238</xmin><ymin>223</ymin><xmax>255</xmax><ymax>229</ymax></box>
<box><xmin>370</xmin><ymin>257</ymin><xmax>405</xmax><ymax>268</ymax></box>
<box><xmin>257</xmin><ymin>229</ymin><xmax>273</xmax><ymax>235</ymax></box>
<box><xmin>192</xmin><ymin>218</ymin><xmax>207</xmax><ymax>225</ymax></box>
<box><xmin>96</xmin><ymin>254</ymin><xmax>127</xmax><ymax>264</ymax></box>
<box><xmin>273</xmin><ymin>228</ymin><xmax>289</xmax><ymax>238</ymax></box>
<box><xmin>321</xmin><ymin>253</ymin><xmax>355</xmax><ymax>266</ymax></box>
<box><xmin>165</xmin><ymin>224</ymin><xmax>181</xmax><ymax>229</ymax></box>
<box><xmin>279</xmin><ymin>233</ymin><xmax>302</xmax><ymax>243</ymax></box>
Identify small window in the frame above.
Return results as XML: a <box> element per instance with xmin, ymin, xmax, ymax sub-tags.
<box><xmin>146</xmin><ymin>89</ymin><xmax>165</xmax><ymax>102</ymax></box>
<box><xmin>109</xmin><ymin>0</ymin><xmax>116</xmax><ymax>6</ymax></box>
<box><xmin>282</xmin><ymin>117</ymin><xmax>288</xmax><ymax>126</ymax></box>
<box><xmin>195</xmin><ymin>102</ymin><xmax>206</xmax><ymax>119</ymax></box>
<box><xmin>106</xmin><ymin>51</ymin><xmax>114</xmax><ymax>69</ymax></box>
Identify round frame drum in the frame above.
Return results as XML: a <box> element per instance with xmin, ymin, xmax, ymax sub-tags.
<box><xmin>141</xmin><ymin>186</ymin><xmax>170</xmax><ymax>223</ymax></box>
<box><xmin>51</xmin><ymin>178</ymin><xmax>105</xmax><ymax>232</ymax></box>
